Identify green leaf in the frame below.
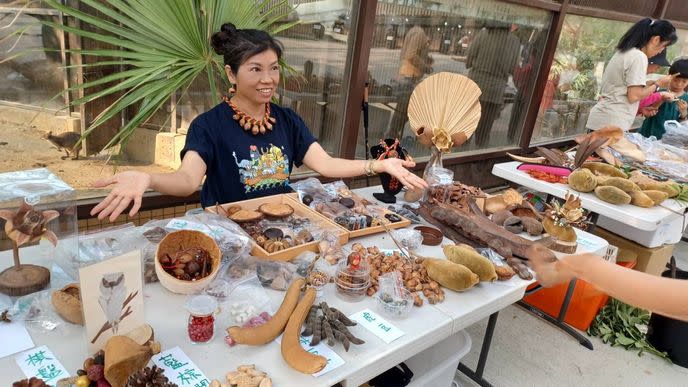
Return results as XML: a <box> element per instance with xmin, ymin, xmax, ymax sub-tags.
<box><xmin>32</xmin><ymin>0</ymin><xmax>295</xmax><ymax>153</ymax></box>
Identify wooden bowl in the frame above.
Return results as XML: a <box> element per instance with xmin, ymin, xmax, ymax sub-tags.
<box><xmin>414</xmin><ymin>226</ymin><xmax>443</xmax><ymax>246</ymax></box>
<box><xmin>155</xmin><ymin>230</ymin><xmax>221</xmax><ymax>295</ymax></box>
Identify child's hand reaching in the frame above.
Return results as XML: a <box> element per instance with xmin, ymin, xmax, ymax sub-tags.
<box><xmin>660</xmin><ymin>91</ymin><xmax>677</xmax><ymax>101</ymax></box>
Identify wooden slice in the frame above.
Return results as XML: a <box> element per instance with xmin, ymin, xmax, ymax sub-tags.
<box><xmin>258</xmin><ymin>203</ymin><xmax>294</xmax><ymax>218</ymax></box>
<box><xmin>0</xmin><ymin>264</ymin><xmax>50</xmax><ymax>296</ymax></box>
<box><xmin>229</xmin><ymin>209</ymin><xmax>264</xmax><ymax>223</ymax></box>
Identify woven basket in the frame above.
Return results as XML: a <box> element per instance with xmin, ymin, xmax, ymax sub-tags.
<box><xmin>155</xmin><ymin>230</ymin><xmax>221</xmax><ymax>294</ymax></box>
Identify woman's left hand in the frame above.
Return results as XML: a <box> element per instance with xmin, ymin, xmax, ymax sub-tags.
<box><xmin>377</xmin><ymin>158</ymin><xmax>428</xmax><ymax>190</ymax></box>
<box><xmin>677</xmin><ymin>100</ymin><xmax>688</xmax><ymax>117</ymax></box>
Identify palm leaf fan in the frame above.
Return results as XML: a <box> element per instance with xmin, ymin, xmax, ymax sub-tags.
<box><xmin>407</xmin><ymin>72</ymin><xmax>482</xmax><ymax>152</ymax></box>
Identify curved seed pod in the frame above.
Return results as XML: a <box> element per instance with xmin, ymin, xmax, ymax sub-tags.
<box><xmin>281</xmin><ymin>287</ymin><xmax>327</xmax><ymax>374</ymax></box>
<box><xmin>227</xmin><ymin>279</ymin><xmax>304</xmax><ymax>345</ymax></box>
<box><xmin>332</xmin><ymin>320</ymin><xmax>365</xmax><ymax>345</ymax></box>
<box><xmin>331</xmin><ymin>307</ymin><xmax>356</xmax><ymax>326</ymax></box>
<box><xmin>323</xmin><ymin>320</ymin><xmax>335</xmax><ymax>346</ymax></box>
<box><xmin>333</xmin><ymin>329</ymin><xmax>351</xmax><ymax>352</ymax></box>
<box><xmin>301</xmin><ymin>306</ymin><xmax>318</xmax><ymax>337</ymax></box>
<box><xmin>310</xmin><ymin>316</ymin><xmax>323</xmax><ymax>346</ymax></box>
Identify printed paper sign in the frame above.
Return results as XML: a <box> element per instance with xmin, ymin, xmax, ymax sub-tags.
<box><xmin>349</xmin><ymin>309</ymin><xmax>404</xmax><ymax>344</ymax></box>
<box><xmin>15</xmin><ymin>346</ymin><xmax>69</xmax><ymax>387</ymax></box>
<box><xmin>275</xmin><ymin>336</ymin><xmax>345</xmax><ymax>377</ymax></box>
<box><xmin>0</xmin><ymin>321</ymin><xmax>34</xmax><ymax>359</ymax></box>
<box><xmin>152</xmin><ymin>347</ymin><xmax>210</xmax><ymax>387</ymax></box>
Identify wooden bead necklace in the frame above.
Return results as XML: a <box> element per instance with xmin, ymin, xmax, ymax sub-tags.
<box><xmin>226</xmin><ymin>98</ymin><xmax>276</xmax><ymax>135</ymax></box>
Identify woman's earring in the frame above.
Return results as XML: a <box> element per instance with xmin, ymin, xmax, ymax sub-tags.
<box><xmin>228</xmin><ymin>84</ymin><xmax>236</xmax><ymax>94</ymax></box>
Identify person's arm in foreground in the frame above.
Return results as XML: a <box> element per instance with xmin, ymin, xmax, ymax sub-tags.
<box><xmin>527</xmin><ymin>245</ymin><xmax>688</xmax><ymax>322</ymax></box>
<box><xmin>90</xmin><ymin>151</ymin><xmax>206</xmax><ymax>221</ymax></box>
<box><xmin>302</xmin><ymin>142</ymin><xmax>428</xmax><ymax>190</ymax></box>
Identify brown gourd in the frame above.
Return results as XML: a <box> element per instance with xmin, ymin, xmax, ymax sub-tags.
<box><xmin>227</xmin><ymin>278</ymin><xmax>304</xmax><ymax>345</ymax></box>
<box><xmin>568</xmin><ymin>168</ymin><xmax>597</xmax><ymax>192</ymax></box>
<box><xmin>628</xmin><ymin>191</ymin><xmax>654</xmax><ymax>208</ymax></box>
<box><xmin>642</xmin><ymin>190</ymin><xmax>669</xmax><ymax>206</ymax></box>
<box><xmin>442</xmin><ymin>245</ymin><xmax>497</xmax><ymax>282</ymax></box>
<box><xmin>422</xmin><ymin>258</ymin><xmax>479</xmax><ymax>291</ymax></box>
<box><xmin>594</xmin><ymin>186</ymin><xmax>631</xmax><ymax>205</ymax></box>
<box><xmin>281</xmin><ymin>287</ymin><xmax>327</xmax><ymax>374</ymax></box>
<box><xmin>582</xmin><ymin>161</ymin><xmax>628</xmax><ymax>178</ymax></box>
<box><xmin>596</xmin><ymin>176</ymin><xmax>640</xmax><ymax>192</ymax></box>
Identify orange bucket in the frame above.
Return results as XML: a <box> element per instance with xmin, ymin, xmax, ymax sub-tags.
<box><xmin>523</xmin><ymin>260</ymin><xmax>636</xmax><ymax>331</ymax></box>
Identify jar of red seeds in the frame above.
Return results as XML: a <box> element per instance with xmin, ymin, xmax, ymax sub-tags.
<box><xmin>186</xmin><ymin>295</ymin><xmax>217</xmax><ymax>344</ymax></box>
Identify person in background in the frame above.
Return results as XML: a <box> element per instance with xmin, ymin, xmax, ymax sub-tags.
<box><xmin>466</xmin><ymin>22</ymin><xmax>520</xmax><ymax>147</ymax></box>
<box><xmin>91</xmin><ymin>24</ymin><xmax>427</xmax><ymax>221</ymax></box>
<box><xmin>638</xmin><ymin>59</ymin><xmax>688</xmax><ymax>139</ymax></box>
<box><xmin>527</xmin><ymin>245</ymin><xmax>688</xmax><ymax>322</ymax></box>
<box><xmin>388</xmin><ymin>23</ymin><xmax>434</xmax><ymax>139</ymax></box>
<box><xmin>586</xmin><ymin>18</ymin><xmax>677</xmax><ymax>131</ymax></box>
<box><xmin>638</xmin><ymin>49</ymin><xmax>674</xmax><ymax>118</ymax></box>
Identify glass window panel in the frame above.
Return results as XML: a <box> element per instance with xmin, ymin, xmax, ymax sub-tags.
<box><xmin>173</xmin><ymin>1</ymin><xmax>357</xmax><ymax>168</ymax></box>
<box><xmin>530</xmin><ymin>15</ymin><xmax>632</xmax><ymax>145</ymax></box>
<box><xmin>359</xmin><ymin>0</ymin><xmax>552</xmax><ymax>161</ymax></box>
<box><xmin>0</xmin><ymin>8</ymin><xmax>66</xmax><ymax>110</ymax></box>
<box><xmin>276</xmin><ymin>0</ymin><xmax>356</xmax><ymax>158</ymax></box>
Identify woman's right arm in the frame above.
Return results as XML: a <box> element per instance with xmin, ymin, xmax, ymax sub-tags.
<box><xmin>90</xmin><ymin>151</ymin><xmax>206</xmax><ymax>221</ymax></box>
<box><xmin>627</xmin><ymin>74</ymin><xmax>673</xmax><ymax>103</ymax></box>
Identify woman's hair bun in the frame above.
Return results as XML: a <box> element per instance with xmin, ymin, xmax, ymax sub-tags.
<box><xmin>211</xmin><ymin>23</ymin><xmax>238</xmax><ymax>55</ymax></box>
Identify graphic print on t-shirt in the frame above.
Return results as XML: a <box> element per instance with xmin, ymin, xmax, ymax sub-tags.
<box><xmin>232</xmin><ymin>144</ymin><xmax>290</xmax><ymax>193</ymax></box>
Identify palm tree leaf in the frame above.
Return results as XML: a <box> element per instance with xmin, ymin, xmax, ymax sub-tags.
<box><xmin>39</xmin><ymin>0</ymin><xmax>295</xmax><ymax>153</ymax></box>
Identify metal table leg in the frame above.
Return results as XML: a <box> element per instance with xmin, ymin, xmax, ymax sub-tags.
<box><xmin>456</xmin><ymin>312</ymin><xmax>499</xmax><ymax>387</ymax></box>
<box><xmin>518</xmin><ymin>279</ymin><xmax>594</xmax><ymax>350</ymax></box>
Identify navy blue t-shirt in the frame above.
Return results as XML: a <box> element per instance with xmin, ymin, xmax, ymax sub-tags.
<box><xmin>181</xmin><ymin>102</ymin><xmax>317</xmax><ymax>207</ymax></box>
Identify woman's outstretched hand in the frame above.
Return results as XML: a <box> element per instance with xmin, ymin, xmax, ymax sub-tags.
<box><xmin>378</xmin><ymin>157</ymin><xmax>428</xmax><ymax>190</ymax></box>
<box><xmin>90</xmin><ymin>171</ymin><xmax>151</xmax><ymax>221</ymax></box>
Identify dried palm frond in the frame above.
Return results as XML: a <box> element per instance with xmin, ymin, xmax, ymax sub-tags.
<box><xmin>408</xmin><ymin>72</ymin><xmax>482</xmax><ymax>152</ymax></box>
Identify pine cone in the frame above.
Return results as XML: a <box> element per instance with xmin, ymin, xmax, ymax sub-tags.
<box><xmin>125</xmin><ymin>366</ymin><xmax>178</xmax><ymax>387</ymax></box>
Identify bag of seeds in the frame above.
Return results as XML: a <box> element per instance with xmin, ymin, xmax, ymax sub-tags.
<box><xmin>225</xmin><ymin>273</ymin><xmax>273</xmax><ymax>326</ymax></box>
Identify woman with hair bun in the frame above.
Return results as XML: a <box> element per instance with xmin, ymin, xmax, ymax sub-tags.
<box><xmin>586</xmin><ymin>18</ymin><xmax>678</xmax><ymax>132</ymax></box>
<box><xmin>90</xmin><ymin>23</ymin><xmax>427</xmax><ymax>221</ymax></box>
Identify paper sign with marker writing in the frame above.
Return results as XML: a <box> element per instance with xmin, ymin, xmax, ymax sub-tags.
<box><xmin>15</xmin><ymin>346</ymin><xmax>69</xmax><ymax>387</ymax></box>
<box><xmin>165</xmin><ymin>219</ymin><xmax>232</xmax><ymax>242</ymax></box>
<box><xmin>152</xmin><ymin>347</ymin><xmax>210</xmax><ymax>387</ymax></box>
<box><xmin>349</xmin><ymin>309</ymin><xmax>404</xmax><ymax>344</ymax></box>
<box><xmin>275</xmin><ymin>335</ymin><xmax>345</xmax><ymax>377</ymax></box>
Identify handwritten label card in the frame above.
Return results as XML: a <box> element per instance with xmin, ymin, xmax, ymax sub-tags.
<box><xmin>152</xmin><ymin>347</ymin><xmax>210</xmax><ymax>387</ymax></box>
<box><xmin>15</xmin><ymin>346</ymin><xmax>69</xmax><ymax>387</ymax></box>
<box><xmin>275</xmin><ymin>336</ymin><xmax>345</xmax><ymax>377</ymax></box>
<box><xmin>349</xmin><ymin>309</ymin><xmax>404</xmax><ymax>344</ymax></box>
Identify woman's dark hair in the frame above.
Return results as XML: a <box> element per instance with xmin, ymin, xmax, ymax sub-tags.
<box><xmin>211</xmin><ymin>23</ymin><xmax>283</xmax><ymax>75</ymax></box>
<box><xmin>617</xmin><ymin>18</ymin><xmax>677</xmax><ymax>52</ymax></box>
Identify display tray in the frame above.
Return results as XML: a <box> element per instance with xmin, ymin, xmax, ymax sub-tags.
<box><xmin>206</xmin><ymin>194</ymin><xmax>349</xmax><ymax>261</ymax></box>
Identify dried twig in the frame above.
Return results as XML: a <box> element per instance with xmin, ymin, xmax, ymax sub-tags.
<box><xmin>90</xmin><ymin>290</ymin><xmax>138</xmax><ymax>344</ymax></box>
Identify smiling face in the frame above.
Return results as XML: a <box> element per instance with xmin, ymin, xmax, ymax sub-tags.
<box><xmin>226</xmin><ymin>49</ymin><xmax>280</xmax><ymax>106</ymax></box>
